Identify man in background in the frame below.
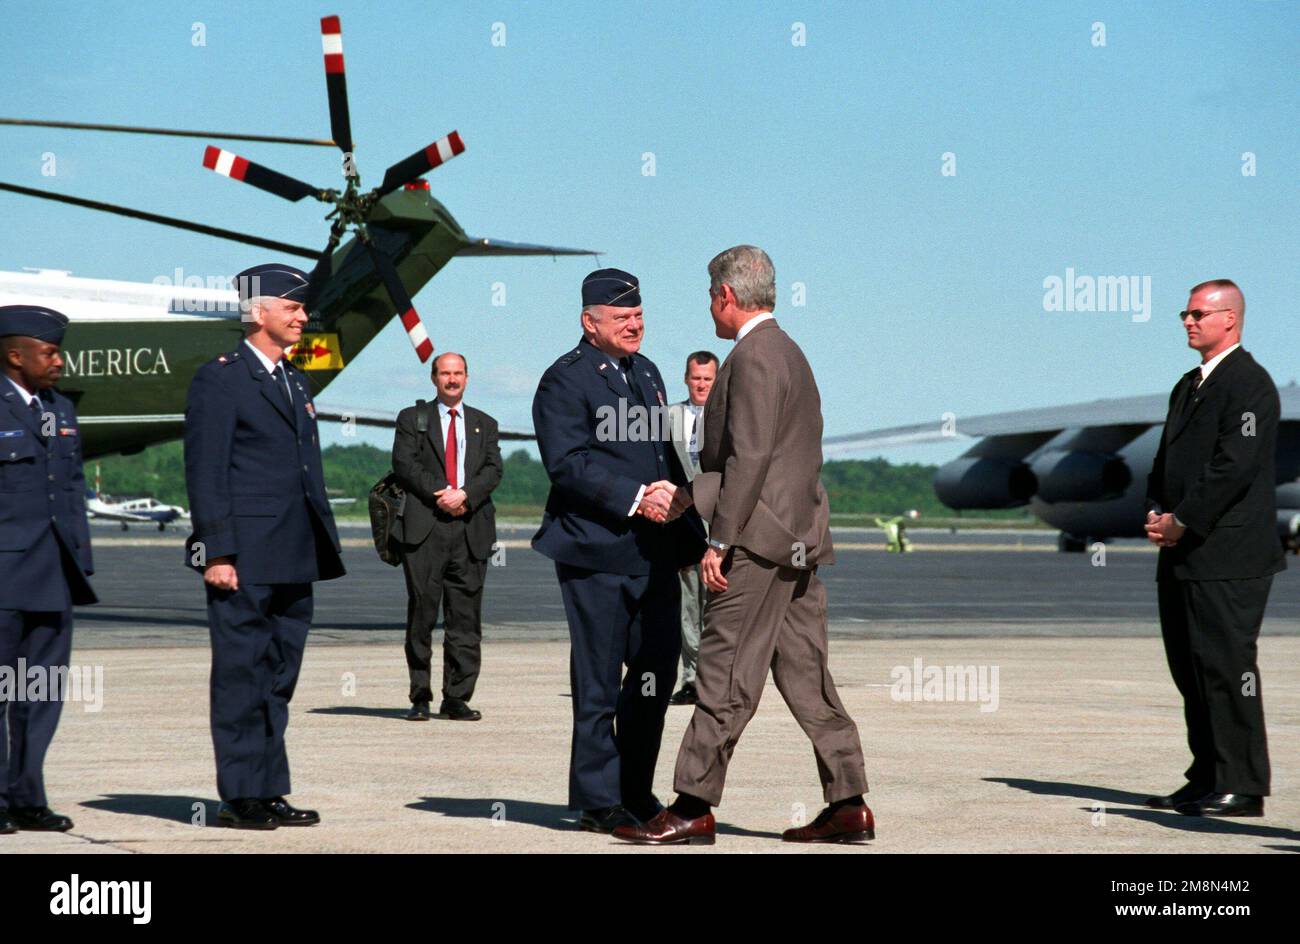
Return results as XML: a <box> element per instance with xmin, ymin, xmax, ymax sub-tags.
<box><xmin>667</xmin><ymin>351</ymin><xmax>717</xmax><ymax>706</ymax></box>
<box><xmin>1144</xmin><ymin>279</ymin><xmax>1281</xmax><ymax>818</ymax></box>
<box><xmin>392</xmin><ymin>352</ymin><xmax>502</xmax><ymax>722</ymax></box>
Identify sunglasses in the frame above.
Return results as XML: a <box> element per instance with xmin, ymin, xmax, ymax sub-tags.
<box><xmin>1178</xmin><ymin>307</ymin><xmax>1233</xmax><ymax>323</ymax></box>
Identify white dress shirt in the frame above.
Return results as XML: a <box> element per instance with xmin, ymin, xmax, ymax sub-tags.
<box><xmin>436</xmin><ymin>399</ymin><xmax>468</xmax><ymax>489</ymax></box>
<box><xmin>1198</xmin><ymin>342</ymin><xmax>1240</xmax><ymax>383</ymax></box>
<box><xmin>735</xmin><ymin>311</ymin><xmax>775</xmax><ymax>342</ymax></box>
<box><xmin>6</xmin><ymin>376</ymin><xmax>38</xmax><ymax>407</ymax></box>
<box><xmin>243</xmin><ymin>339</ymin><xmax>293</xmax><ymax>406</ymax></box>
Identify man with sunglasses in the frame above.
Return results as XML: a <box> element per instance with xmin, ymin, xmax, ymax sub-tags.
<box><xmin>1144</xmin><ymin>279</ymin><xmax>1282</xmax><ymax>818</ymax></box>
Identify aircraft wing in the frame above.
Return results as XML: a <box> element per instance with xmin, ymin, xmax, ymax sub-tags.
<box><xmin>456</xmin><ymin>237</ymin><xmax>600</xmax><ymax>257</ymax></box>
<box><xmin>823</xmin><ymin>384</ymin><xmax>1300</xmax><ymax>454</ymax></box>
<box><xmin>313</xmin><ymin>405</ymin><xmax>536</xmax><ymax>441</ymax></box>
<box><xmin>822</xmin><ymin>392</ymin><xmax>1174</xmax><ymax>453</ymax></box>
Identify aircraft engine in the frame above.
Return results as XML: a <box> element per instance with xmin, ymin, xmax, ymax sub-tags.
<box><xmin>1029</xmin><ymin>450</ymin><xmax>1131</xmax><ymax>504</ymax></box>
<box><xmin>933</xmin><ymin>457</ymin><xmax>1037</xmax><ymax>509</ymax></box>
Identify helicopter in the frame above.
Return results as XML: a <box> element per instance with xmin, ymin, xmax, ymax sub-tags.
<box><xmin>0</xmin><ymin>14</ymin><xmax>595</xmax><ymax>459</ymax></box>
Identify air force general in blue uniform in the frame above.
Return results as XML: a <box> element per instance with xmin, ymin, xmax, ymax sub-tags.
<box><xmin>183</xmin><ymin>264</ymin><xmax>344</xmax><ymax>830</ymax></box>
<box><xmin>0</xmin><ymin>306</ymin><xmax>95</xmax><ymax>835</ymax></box>
<box><xmin>532</xmin><ymin>269</ymin><xmax>705</xmax><ymax>831</ymax></box>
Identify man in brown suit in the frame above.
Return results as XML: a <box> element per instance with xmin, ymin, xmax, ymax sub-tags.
<box><xmin>614</xmin><ymin>245</ymin><xmax>871</xmax><ymax>845</ymax></box>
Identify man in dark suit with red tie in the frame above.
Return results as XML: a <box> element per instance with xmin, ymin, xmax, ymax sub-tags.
<box><xmin>1144</xmin><ymin>279</ymin><xmax>1282</xmax><ymax>818</ymax></box>
<box><xmin>392</xmin><ymin>353</ymin><xmax>502</xmax><ymax>721</ymax></box>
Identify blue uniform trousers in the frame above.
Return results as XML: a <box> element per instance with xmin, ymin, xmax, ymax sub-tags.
<box><xmin>558</xmin><ymin>563</ymin><xmax>680</xmax><ymax>812</ymax></box>
<box><xmin>207</xmin><ymin>582</ymin><xmax>311</xmax><ymax>801</ymax></box>
<box><xmin>0</xmin><ymin>607</ymin><xmax>72</xmax><ymax>809</ymax></box>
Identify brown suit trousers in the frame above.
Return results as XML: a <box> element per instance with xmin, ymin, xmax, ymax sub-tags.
<box><xmin>673</xmin><ymin>549</ymin><xmax>868</xmax><ymax>805</ymax></box>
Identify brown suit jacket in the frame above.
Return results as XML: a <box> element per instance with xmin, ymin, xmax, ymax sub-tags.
<box><xmin>685</xmin><ymin>317</ymin><xmax>834</xmax><ymax>568</ymax></box>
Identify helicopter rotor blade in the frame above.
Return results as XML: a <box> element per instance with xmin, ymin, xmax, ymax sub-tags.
<box><xmin>365</xmin><ymin>241</ymin><xmax>433</xmax><ymax>362</ymax></box>
<box><xmin>320</xmin><ymin>15</ymin><xmax>355</xmax><ymax>160</ymax></box>
<box><xmin>377</xmin><ymin>131</ymin><xmax>465</xmax><ymax>196</ymax></box>
<box><xmin>202</xmin><ymin>146</ymin><xmax>325</xmax><ymax>202</ymax></box>
<box><xmin>0</xmin><ymin>117</ymin><xmax>334</xmax><ymax>147</ymax></box>
<box><xmin>0</xmin><ymin>181</ymin><xmax>322</xmax><ymax>258</ymax></box>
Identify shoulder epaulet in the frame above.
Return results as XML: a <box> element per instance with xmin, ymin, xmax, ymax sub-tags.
<box><xmin>214</xmin><ymin>349</ymin><xmax>242</xmax><ymax>366</ymax></box>
<box><xmin>559</xmin><ymin>348</ymin><xmax>583</xmax><ymax>367</ymax></box>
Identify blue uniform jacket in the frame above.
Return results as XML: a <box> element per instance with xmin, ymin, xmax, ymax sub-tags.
<box><xmin>183</xmin><ymin>346</ymin><xmax>345</xmax><ymax>585</ymax></box>
<box><xmin>532</xmin><ymin>338</ymin><xmax>706</xmax><ymax>575</ymax></box>
<box><xmin>0</xmin><ymin>383</ymin><xmax>96</xmax><ymax>610</ymax></box>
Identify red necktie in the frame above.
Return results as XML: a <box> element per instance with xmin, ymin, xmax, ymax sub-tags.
<box><xmin>445</xmin><ymin>408</ymin><xmax>458</xmax><ymax>489</ymax></box>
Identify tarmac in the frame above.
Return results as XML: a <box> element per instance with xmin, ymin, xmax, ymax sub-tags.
<box><xmin>6</xmin><ymin>523</ymin><xmax>1299</xmax><ymax>853</ymax></box>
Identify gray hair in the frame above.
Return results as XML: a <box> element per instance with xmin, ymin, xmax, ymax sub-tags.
<box><xmin>708</xmin><ymin>245</ymin><xmax>775</xmax><ymax>311</ymax></box>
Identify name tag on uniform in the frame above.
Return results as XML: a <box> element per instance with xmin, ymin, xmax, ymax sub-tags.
<box><xmin>0</xmin><ymin>429</ymin><xmax>23</xmax><ymax>438</ymax></box>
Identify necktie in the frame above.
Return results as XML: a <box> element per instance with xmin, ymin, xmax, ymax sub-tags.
<box><xmin>29</xmin><ymin>398</ymin><xmax>46</xmax><ymax>438</ymax></box>
<box><xmin>619</xmin><ymin>357</ymin><xmax>642</xmax><ymax>403</ymax></box>
<box><xmin>1181</xmin><ymin>368</ymin><xmax>1202</xmax><ymax>417</ymax></box>
<box><xmin>271</xmin><ymin>364</ymin><xmax>293</xmax><ymax>410</ymax></box>
<box><xmin>445</xmin><ymin>408</ymin><xmax>459</xmax><ymax>489</ymax></box>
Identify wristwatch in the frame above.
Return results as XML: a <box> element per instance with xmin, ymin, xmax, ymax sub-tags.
<box><xmin>708</xmin><ymin>538</ymin><xmax>730</xmax><ymax>552</ymax></box>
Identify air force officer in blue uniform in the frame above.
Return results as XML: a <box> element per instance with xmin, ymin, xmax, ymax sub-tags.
<box><xmin>532</xmin><ymin>269</ymin><xmax>705</xmax><ymax>832</ymax></box>
<box><xmin>0</xmin><ymin>306</ymin><xmax>95</xmax><ymax>835</ymax></box>
<box><xmin>184</xmin><ymin>264</ymin><xmax>345</xmax><ymax>830</ymax></box>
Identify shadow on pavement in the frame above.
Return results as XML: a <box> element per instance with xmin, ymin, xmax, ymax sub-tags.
<box><xmin>988</xmin><ymin>777</ymin><xmax>1300</xmax><ymax>844</ymax></box>
<box><xmin>309</xmin><ymin>706</ymin><xmax>415</xmax><ymax>720</ymax></box>
<box><xmin>82</xmin><ymin>793</ymin><xmax>211</xmax><ymax>825</ymax></box>
<box><xmin>409</xmin><ymin>796</ymin><xmax>574</xmax><ymax>831</ymax></box>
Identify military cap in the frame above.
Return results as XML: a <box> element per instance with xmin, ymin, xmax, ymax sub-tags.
<box><xmin>582</xmin><ymin>268</ymin><xmax>640</xmax><ymax>308</ymax></box>
<box><xmin>0</xmin><ymin>305</ymin><xmax>69</xmax><ymax>344</ymax></box>
<box><xmin>234</xmin><ymin>263</ymin><xmax>312</xmax><ymax>304</ymax></box>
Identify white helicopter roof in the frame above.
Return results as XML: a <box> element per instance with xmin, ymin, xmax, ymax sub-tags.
<box><xmin>0</xmin><ymin>267</ymin><xmax>240</xmax><ymax>323</ymax></box>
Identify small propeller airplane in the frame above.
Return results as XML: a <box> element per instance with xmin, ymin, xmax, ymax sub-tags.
<box><xmin>0</xmin><ymin>14</ymin><xmax>594</xmax><ymax>459</ymax></box>
<box><xmin>84</xmin><ymin>465</ymin><xmax>189</xmax><ymax>531</ymax></box>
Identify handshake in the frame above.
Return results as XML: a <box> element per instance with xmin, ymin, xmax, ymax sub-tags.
<box><xmin>636</xmin><ymin>480</ymin><xmax>690</xmax><ymax>524</ymax></box>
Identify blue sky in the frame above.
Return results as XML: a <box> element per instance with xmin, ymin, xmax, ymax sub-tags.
<box><xmin>2</xmin><ymin>1</ymin><xmax>1296</xmax><ymax>462</ymax></box>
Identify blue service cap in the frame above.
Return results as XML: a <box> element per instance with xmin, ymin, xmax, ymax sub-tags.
<box><xmin>0</xmin><ymin>305</ymin><xmax>69</xmax><ymax>344</ymax></box>
<box><xmin>234</xmin><ymin>263</ymin><xmax>312</xmax><ymax>304</ymax></box>
<box><xmin>582</xmin><ymin>268</ymin><xmax>641</xmax><ymax>308</ymax></box>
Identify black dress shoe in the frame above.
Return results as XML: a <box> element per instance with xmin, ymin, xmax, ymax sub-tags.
<box><xmin>263</xmin><ymin>796</ymin><xmax>320</xmax><ymax>826</ymax></box>
<box><xmin>406</xmin><ymin>701</ymin><xmax>431</xmax><ymax>721</ymax></box>
<box><xmin>217</xmin><ymin>798</ymin><xmax>279</xmax><ymax>830</ymax></box>
<box><xmin>669</xmin><ymin>684</ymin><xmax>698</xmax><ymax>706</ymax></box>
<box><xmin>1176</xmin><ymin>793</ymin><xmax>1264</xmax><ymax>817</ymax></box>
<box><xmin>0</xmin><ymin>810</ymin><xmax>18</xmax><ymax>834</ymax></box>
<box><xmin>578</xmin><ymin>805</ymin><xmax>639</xmax><ymax>833</ymax></box>
<box><xmin>10</xmin><ymin>806</ymin><xmax>73</xmax><ymax>832</ymax></box>
<box><xmin>438</xmin><ymin>698</ymin><xmax>482</xmax><ymax>721</ymax></box>
<box><xmin>1146</xmin><ymin>782</ymin><xmax>1211</xmax><ymax>810</ymax></box>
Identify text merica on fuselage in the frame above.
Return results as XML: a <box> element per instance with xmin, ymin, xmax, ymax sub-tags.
<box><xmin>62</xmin><ymin>348</ymin><xmax>172</xmax><ymax>377</ymax></box>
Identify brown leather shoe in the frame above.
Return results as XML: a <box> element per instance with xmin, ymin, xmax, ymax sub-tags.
<box><xmin>613</xmin><ymin>808</ymin><xmax>716</xmax><ymax>845</ymax></box>
<box><xmin>783</xmin><ymin>803</ymin><xmax>875</xmax><ymax>843</ymax></box>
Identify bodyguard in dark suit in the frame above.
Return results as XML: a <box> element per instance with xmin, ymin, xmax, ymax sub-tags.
<box><xmin>184</xmin><ymin>264</ymin><xmax>345</xmax><ymax>830</ymax></box>
<box><xmin>532</xmin><ymin>269</ymin><xmax>705</xmax><ymax>832</ymax></box>
<box><xmin>392</xmin><ymin>352</ymin><xmax>502</xmax><ymax>722</ymax></box>
<box><xmin>0</xmin><ymin>306</ymin><xmax>95</xmax><ymax>835</ymax></box>
<box><xmin>1144</xmin><ymin>279</ymin><xmax>1282</xmax><ymax>818</ymax></box>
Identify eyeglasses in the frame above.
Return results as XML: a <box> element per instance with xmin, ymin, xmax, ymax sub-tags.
<box><xmin>1179</xmin><ymin>307</ymin><xmax>1232</xmax><ymax>322</ymax></box>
